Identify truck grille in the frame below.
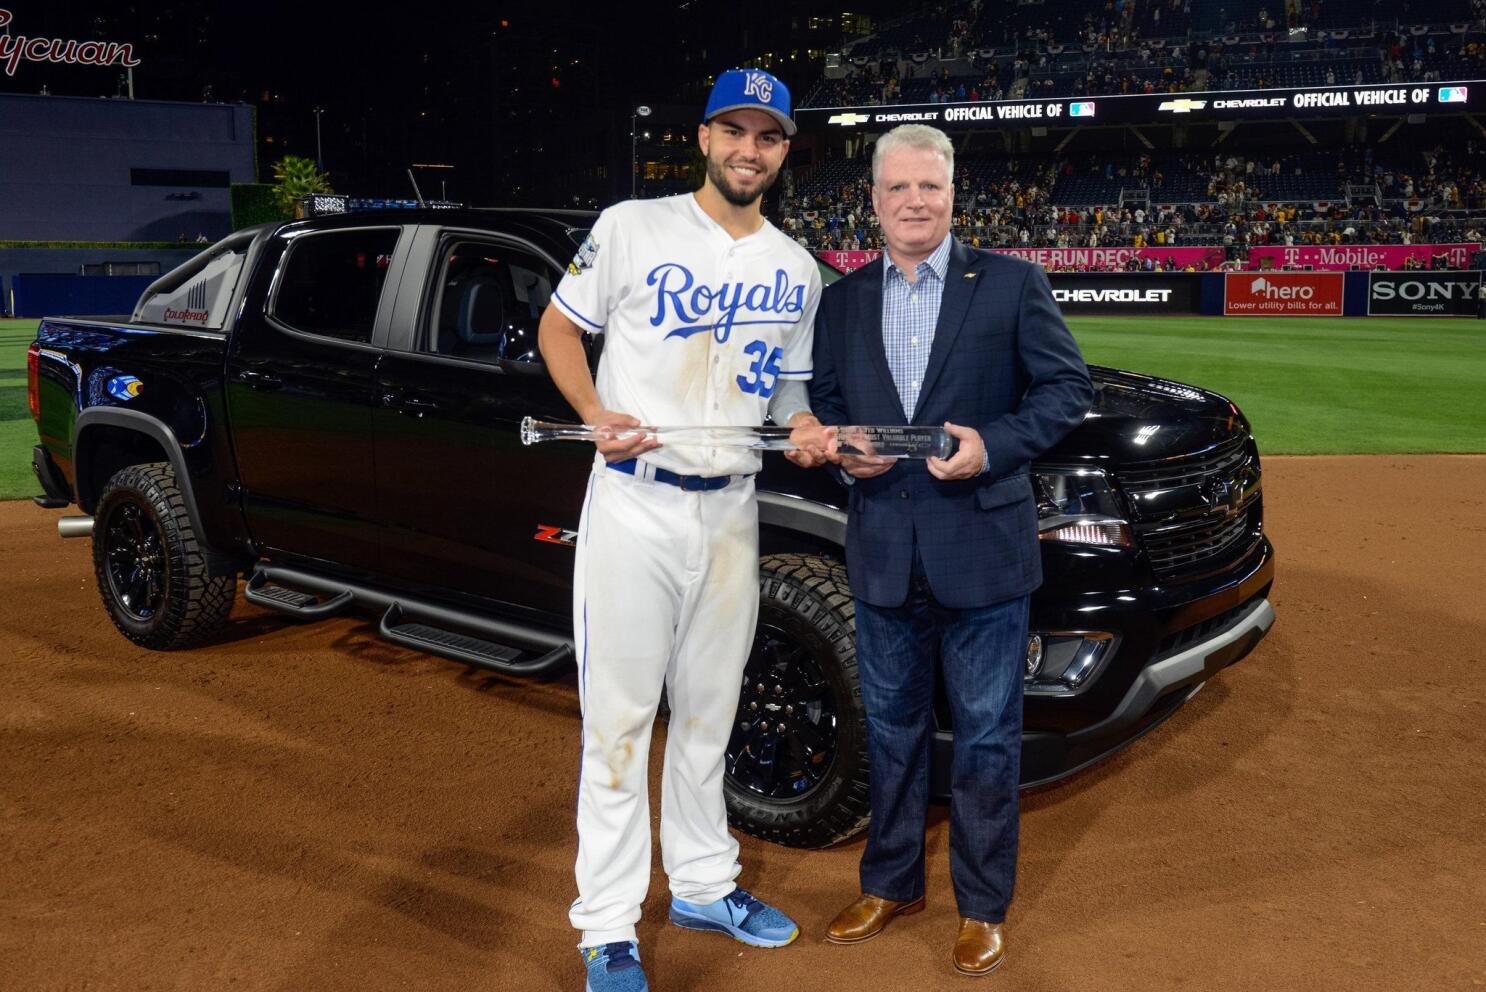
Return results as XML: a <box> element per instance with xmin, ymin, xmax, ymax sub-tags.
<box><xmin>1118</xmin><ymin>434</ymin><xmax>1247</xmax><ymax>489</ymax></box>
<box><xmin>1118</xmin><ymin>436</ymin><xmax>1262</xmax><ymax>580</ymax></box>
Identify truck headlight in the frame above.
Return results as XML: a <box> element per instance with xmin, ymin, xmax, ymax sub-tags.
<box><xmin>1035</xmin><ymin>468</ymin><xmax>1133</xmax><ymax>548</ymax></box>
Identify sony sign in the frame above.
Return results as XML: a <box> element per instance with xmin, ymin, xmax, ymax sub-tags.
<box><xmin>0</xmin><ymin>10</ymin><xmax>142</xmax><ymax>77</ymax></box>
<box><xmin>1368</xmin><ymin>271</ymin><xmax>1484</xmax><ymax>316</ymax></box>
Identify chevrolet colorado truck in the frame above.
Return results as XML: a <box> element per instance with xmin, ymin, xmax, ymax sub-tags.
<box><xmin>28</xmin><ymin>205</ymin><xmax>1275</xmax><ymax>847</ymax></box>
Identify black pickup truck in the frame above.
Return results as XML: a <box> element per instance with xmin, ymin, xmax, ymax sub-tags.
<box><xmin>27</xmin><ymin>206</ymin><xmax>1275</xmax><ymax>848</ymax></box>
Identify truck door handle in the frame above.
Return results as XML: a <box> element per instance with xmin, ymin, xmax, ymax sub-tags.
<box><xmin>235</xmin><ymin>370</ymin><xmax>283</xmax><ymax>391</ymax></box>
<box><xmin>399</xmin><ymin>396</ymin><xmax>442</xmax><ymax>415</ymax></box>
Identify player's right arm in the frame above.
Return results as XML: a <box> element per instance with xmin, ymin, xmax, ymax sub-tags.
<box><xmin>539</xmin><ymin>205</ymin><xmax>659</xmax><ymax>461</ymax></box>
<box><xmin>537</xmin><ymin>298</ymin><xmax>658</xmax><ymax>461</ymax></box>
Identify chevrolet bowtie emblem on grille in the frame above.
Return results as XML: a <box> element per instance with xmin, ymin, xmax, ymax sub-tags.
<box><xmin>1200</xmin><ymin>476</ymin><xmax>1243</xmax><ymax>513</ymax></box>
<box><xmin>1158</xmin><ymin>98</ymin><xmax>1208</xmax><ymax>114</ymax></box>
<box><xmin>827</xmin><ymin>112</ymin><xmax>872</xmax><ymax>126</ymax></box>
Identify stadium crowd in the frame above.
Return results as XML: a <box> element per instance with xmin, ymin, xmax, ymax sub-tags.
<box><xmin>774</xmin><ymin>143</ymin><xmax>1486</xmax><ymax>262</ymax></box>
<box><xmin>777</xmin><ymin>0</ymin><xmax>1486</xmax><ymax>267</ymax></box>
<box><xmin>803</xmin><ymin>0</ymin><xmax>1485</xmax><ymax>108</ymax></box>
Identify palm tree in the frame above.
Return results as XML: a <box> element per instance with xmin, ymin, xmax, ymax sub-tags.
<box><xmin>271</xmin><ymin>156</ymin><xmax>333</xmax><ymax>219</ymax></box>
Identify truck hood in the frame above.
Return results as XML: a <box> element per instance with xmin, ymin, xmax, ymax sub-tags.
<box><xmin>1039</xmin><ymin>366</ymin><xmax>1252</xmax><ymax>466</ymax></box>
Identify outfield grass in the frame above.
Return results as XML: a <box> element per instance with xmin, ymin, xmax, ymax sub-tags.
<box><xmin>0</xmin><ymin>319</ymin><xmax>39</xmax><ymax>502</ymax></box>
<box><xmin>1</xmin><ymin>315</ymin><xmax>1482</xmax><ymax>501</ymax></box>
<box><xmin>1066</xmin><ymin>316</ymin><xmax>1486</xmax><ymax>455</ymax></box>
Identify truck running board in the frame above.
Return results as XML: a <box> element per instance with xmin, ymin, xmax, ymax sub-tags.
<box><xmin>247</xmin><ymin>563</ymin><xmax>575</xmax><ymax>678</ymax></box>
<box><xmin>378</xmin><ymin>602</ymin><xmax>521</xmax><ymax>665</ymax></box>
<box><xmin>244</xmin><ymin>569</ymin><xmax>355</xmax><ymax>617</ymax></box>
<box><xmin>378</xmin><ymin>603</ymin><xmax>573</xmax><ymax>676</ymax></box>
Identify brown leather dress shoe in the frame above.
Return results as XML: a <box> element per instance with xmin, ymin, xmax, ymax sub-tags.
<box><xmin>824</xmin><ymin>893</ymin><xmax>926</xmax><ymax>944</ymax></box>
<box><xmin>952</xmin><ymin>918</ymin><xmax>1005</xmax><ymax>976</ymax></box>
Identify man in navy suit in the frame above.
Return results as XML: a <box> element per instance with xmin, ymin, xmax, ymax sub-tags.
<box><xmin>811</xmin><ymin>125</ymin><xmax>1092</xmax><ymax>977</ymax></box>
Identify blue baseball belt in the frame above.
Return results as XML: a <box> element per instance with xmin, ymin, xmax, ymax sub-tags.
<box><xmin>607</xmin><ymin>458</ymin><xmax>738</xmax><ymax>492</ymax></box>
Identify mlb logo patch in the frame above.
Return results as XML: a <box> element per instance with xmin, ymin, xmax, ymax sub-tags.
<box><xmin>1439</xmin><ymin>86</ymin><xmax>1468</xmax><ymax>103</ymax></box>
<box><xmin>569</xmin><ymin>234</ymin><xmax>600</xmax><ymax>274</ymax></box>
<box><xmin>1070</xmin><ymin>102</ymin><xmax>1096</xmax><ymax>117</ymax></box>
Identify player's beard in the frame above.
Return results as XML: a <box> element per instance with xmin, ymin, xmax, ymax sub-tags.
<box><xmin>706</xmin><ymin>153</ymin><xmax>779</xmax><ymax>208</ymax></box>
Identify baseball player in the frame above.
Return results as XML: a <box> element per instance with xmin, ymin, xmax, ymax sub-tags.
<box><xmin>536</xmin><ymin>68</ymin><xmax>831</xmax><ymax>992</ymax></box>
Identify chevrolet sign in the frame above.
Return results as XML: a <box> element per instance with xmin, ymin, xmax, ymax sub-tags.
<box><xmin>1053</xmin><ymin>288</ymin><xmax>1173</xmax><ymax>303</ymax></box>
<box><xmin>1158</xmin><ymin>98</ymin><xmax>1208</xmax><ymax>113</ymax></box>
<box><xmin>827</xmin><ymin>112</ymin><xmax>872</xmax><ymax>126</ymax></box>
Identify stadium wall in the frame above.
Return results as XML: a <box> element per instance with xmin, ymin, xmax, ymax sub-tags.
<box><xmin>0</xmin><ymin>93</ymin><xmax>256</xmax><ymax>243</ymax></box>
<box><xmin>816</xmin><ymin>251</ymin><xmax>1484</xmax><ymax>316</ymax></box>
<box><xmin>10</xmin><ymin>274</ymin><xmax>155</xmax><ymax>318</ymax></box>
<box><xmin>0</xmin><ymin>248</ymin><xmax>199</xmax><ymax>317</ymax></box>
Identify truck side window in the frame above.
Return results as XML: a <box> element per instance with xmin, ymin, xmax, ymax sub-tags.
<box><xmin>273</xmin><ymin>228</ymin><xmax>400</xmax><ymax>343</ymax></box>
<box><xmin>429</xmin><ymin>240</ymin><xmax>553</xmax><ymax>365</ymax></box>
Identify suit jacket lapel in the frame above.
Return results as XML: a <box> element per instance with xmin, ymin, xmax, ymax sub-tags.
<box><xmin>914</xmin><ymin>239</ymin><xmax>984</xmax><ymax>421</ymax></box>
<box><xmin>852</xmin><ymin>259</ymin><xmax>902</xmax><ymax>419</ymax></box>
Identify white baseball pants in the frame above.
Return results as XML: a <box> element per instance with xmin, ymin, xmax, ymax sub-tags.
<box><xmin>569</xmin><ymin>463</ymin><xmax>759</xmax><ymax>946</ymax></box>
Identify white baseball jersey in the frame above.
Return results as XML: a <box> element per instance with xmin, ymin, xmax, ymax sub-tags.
<box><xmin>551</xmin><ymin>193</ymin><xmax>821</xmax><ymax>476</ymax></box>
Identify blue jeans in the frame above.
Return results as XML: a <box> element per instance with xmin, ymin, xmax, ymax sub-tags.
<box><xmin>854</xmin><ymin>556</ymin><xmax>1028</xmax><ymax>924</ymax></box>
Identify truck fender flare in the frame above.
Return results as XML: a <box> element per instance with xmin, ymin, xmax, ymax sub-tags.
<box><xmin>757</xmin><ymin>492</ymin><xmax>846</xmax><ymax>548</ymax></box>
<box><xmin>73</xmin><ymin>408</ymin><xmax>208</xmax><ymax>539</ymax></box>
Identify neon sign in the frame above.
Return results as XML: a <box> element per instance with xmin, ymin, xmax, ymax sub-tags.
<box><xmin>0</xmin><ymin>10</ymin><xmax>142</xmax><ymax>77</ymax></box>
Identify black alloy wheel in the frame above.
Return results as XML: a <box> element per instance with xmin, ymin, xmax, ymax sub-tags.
<box><xmin>723</xmin><ymin>554</ymin><xmax>872</xmax><ymax>849</ymax></box>
<box><xmin>102</xmin><ymin>498</ymin><xmax>167</xmax><ymax>622</ymax></box>
<box><xmin>728</xmin><ymin>618</ymin><xmax>841</xmax><ymax>800</ymax></box>
<box><xmin>91</xmin><ymin>462</ymin><xmax>237</xmax><ymax>649</ymax></box>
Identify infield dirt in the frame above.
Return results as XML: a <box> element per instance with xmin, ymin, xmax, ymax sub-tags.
<box><xmin>2</xmin><ymin>457</ymin><xmax>1483</xmax><ymax>991</ymax></box>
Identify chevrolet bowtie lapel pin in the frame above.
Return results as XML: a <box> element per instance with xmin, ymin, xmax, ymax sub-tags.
<box><xmin>963</xmin><ymin>272</ymin><xmax>977</xmax><ymax>279</ymax></box>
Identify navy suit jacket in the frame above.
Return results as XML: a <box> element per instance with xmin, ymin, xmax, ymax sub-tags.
<box><xmin>809</xmin><ymin>239</ymin><xmax>1093</xmax><ymax>609</ymax></box>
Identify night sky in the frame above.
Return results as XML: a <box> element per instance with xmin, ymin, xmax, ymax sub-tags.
<box><xmin>1</xmin><ymin>1</ymin><xmax>889</xmax><ymax>204</ymax></box>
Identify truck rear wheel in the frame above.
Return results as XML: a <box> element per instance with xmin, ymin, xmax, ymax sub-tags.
<box><xmin>92</xmin><ymin>462</ymin><xmax>236</xmax><ymax>650</ymax></box>
<box><xmin>724</xmin><ymin>554</ymin><xmax>872</xmax><ymax>849</ymax></box>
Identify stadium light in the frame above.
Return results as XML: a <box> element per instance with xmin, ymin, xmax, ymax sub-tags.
<box><xmin>631</xmin><ymin>104</ymin><xmax>653</xmax><ymax>199</ymax></box>
<box><xmin>313</xmin><ymin>106</ymin><xmax>325</xmax><ymax>172</ymax></box>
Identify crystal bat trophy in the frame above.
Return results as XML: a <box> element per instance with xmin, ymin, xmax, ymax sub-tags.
<box><xmin>520</xmin><ymin>417</ymin><xmax>953</xmax><ymax>459</ymax></box>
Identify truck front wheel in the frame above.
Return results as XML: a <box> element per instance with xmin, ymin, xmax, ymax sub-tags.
<box><xmin>92</xmin><ymin>462</ymin><xmax>236</xmax><ymax>650</ymax></box>
<box><xmin>724</xmin><ymin>554</ymin><xmax>872</xmax><ymax>849</ymax></box>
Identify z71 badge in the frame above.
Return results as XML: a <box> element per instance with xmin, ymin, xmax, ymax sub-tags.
<box><xmin>534</xmin><ymin>524</ymin><xmax>578</xmax><ymax>547</ymax></box>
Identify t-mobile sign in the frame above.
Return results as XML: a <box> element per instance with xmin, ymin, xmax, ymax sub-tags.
<box><xmin>1223</xmin><ymin>272</ymin><xmax>1344</xmax><ymax>316</ymax></box>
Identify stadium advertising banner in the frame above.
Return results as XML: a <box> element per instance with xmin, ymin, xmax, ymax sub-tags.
<box><xmin>1367</xmin><ymin>271</ymin><xmax>1484</xmax><ymax>316</ymax></box>
<box><xmin>1248</xmin><ymin>243</ymin><xmax>1482</xmax><ymax>271</ymax></box>
<box><xmin>817</xmin><ymin>250</ymin><xmax>881</xmax><ymax>273</ymax></box>
<box><xmin>798</xmin><ymin>80</ymin><xmax>1484</xmax><ymax>133</ymax></box>
<box><xmin>1224</xmin><ymin>272</ymin><xmax>1344</xmax><ymax>316</ymax></box>
<box><xmin>1049</xmin><ymin>273</ymin><xmax>1202</xmax><ymax>314</ymax></box>
<box><xmin>995</xmin><ymin>246</ymin><xmax>1224</xmax><ymax>270</ymax></box>
<box><xmin>817</xmin><ymin>246</ymin><xmax>1225</xmax><ymax>274</ymax></box>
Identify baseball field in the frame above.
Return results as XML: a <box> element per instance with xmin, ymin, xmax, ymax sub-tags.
<box><xmin>4</xmin><ymin>314</ymin><xmax>1482</xmax><ymax>502</ymax></box>
<box><xmin>3</xmin><ymin>313</ymin><xmax>1484</xmax><ymax>989</ymax></box>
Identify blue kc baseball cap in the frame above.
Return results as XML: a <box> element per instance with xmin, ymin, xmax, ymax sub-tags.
<box><xmin>704</xmin><ymin>68</ymin><xmax>796</xmax><ymax>136</ymax></box>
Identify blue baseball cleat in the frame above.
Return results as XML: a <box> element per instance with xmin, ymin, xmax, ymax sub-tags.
<box><xmin>580</xmin><ymin>941</ymin><xmax>648</xmax><ymax>992</ymax></box>
<box><xmin>668</xmin><ymin>887</ymin><xmax>801</xmax><ymax>948</ymax></box>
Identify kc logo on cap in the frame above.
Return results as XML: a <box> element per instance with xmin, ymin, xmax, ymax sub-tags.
<box><xmin>705</xmin><ymin>67</ymin><xmax>796</xmax><ymax>135</ymax></box>
<box><xmin>742</xmin><ymin>71</ymin><xmax>773</xmax><ymax>103</ymax></box>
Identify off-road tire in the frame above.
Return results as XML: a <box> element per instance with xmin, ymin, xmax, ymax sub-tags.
<box><xmin>724</xmin><ymin>553</ymin><xmax>872</xmax><ymax>849</ymax></box>
<box><xmin>92</xmin><ymin>462</ymin><xmax>236</xmax><ymax>650</ymax></box>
